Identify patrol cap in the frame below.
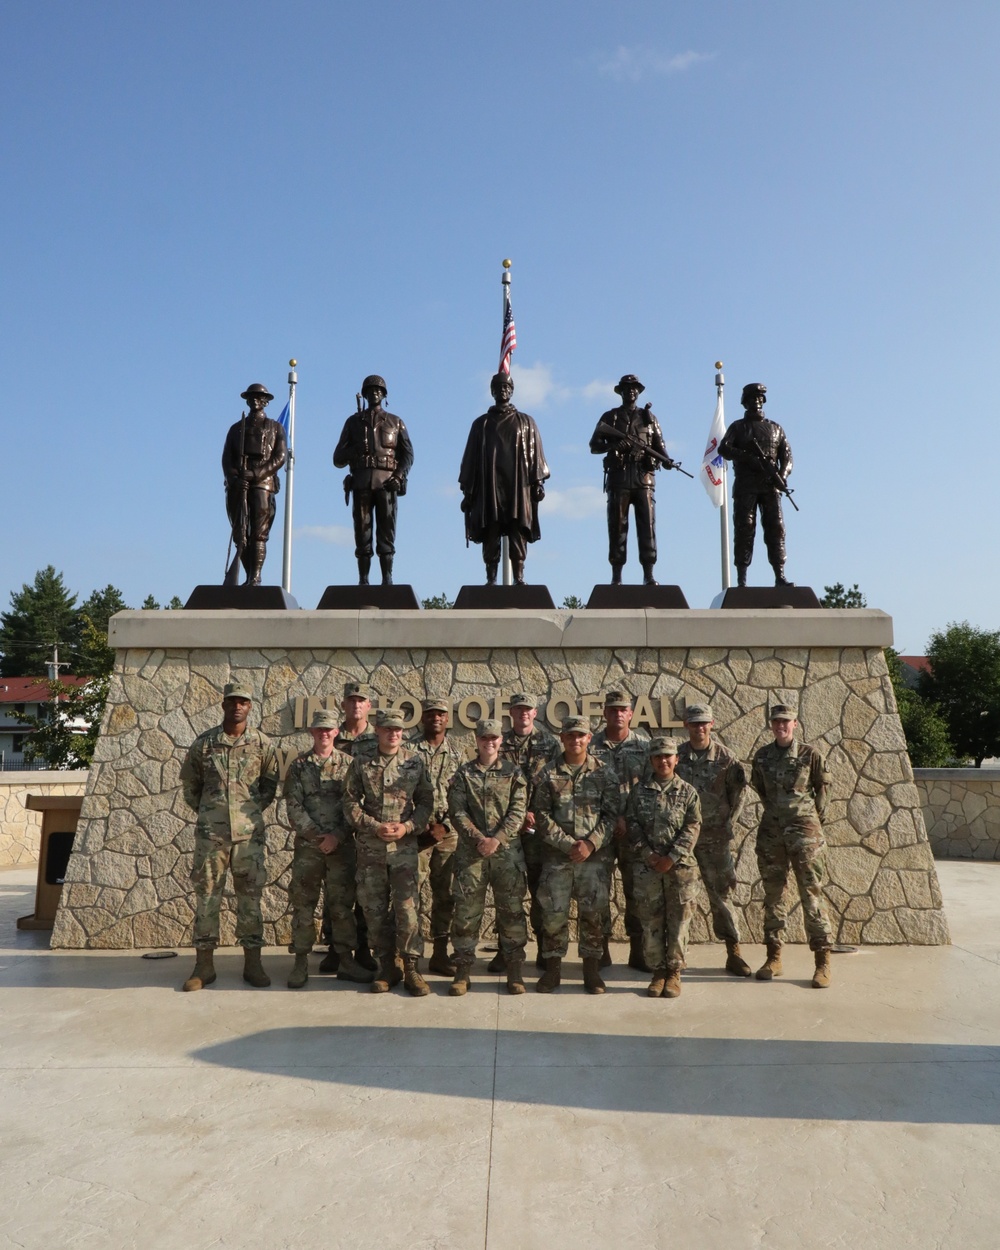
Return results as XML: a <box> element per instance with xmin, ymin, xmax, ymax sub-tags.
<box><xmin>343</xmin><ymin>681</ymin><xmax>372</xmax><ymax>700</ymax></box>
<box><xmin>509</xmin><ymin>692</ymin><xmax>536</xmax><ymax>709</ymax></box>
<box><xmin>310</xmin><ymin>710</ymin><xmax>339</xmax><ymax>730</ymax></box>
<box><xmin>603</xmin><ymin>689</ymin><xmax>632</xmax><ymax>709</ymax></box>
<box><xmin>476</xmin><ymin>718</ymin><xmax>503</xmax><ymax>737</ymax></box>
<box><xmin>560</xmin><ymin>716</ymin><xmax>592</xmax><ymax>735</ymax></box>
<box><xmin>614</xmin><ymin>374</ymin><xmax>645</xmax><ymax>396</ymax></box>
<box><xmin>240</xmin><ymin>382</ymin><xmax>274</xmax><ymax>402</ymax></box>
<box><xmin>375</xmin><ymin>709</ymin><xmax>405</xmax><ymax>729</ymax></box>
<box><xmin>223</xmin><ymin>682</ymin><xmax>254</xmax><ymax>701</ymax></box>
<box><xmin>649</xmin><ymin>736</ymin><xmax>681</xmax><ymax>757</ymax></box>
<box><xmin>769</xmin><ymin>704</ymin><xmax>797</xmax><ymax>721</ymax></box>
<box><xmin>683</xmin><ymin>702</ymin><xmax>714</xmax><ymax>723</ymax></box>
<box><xmin>421</xmin><ymin>696</ymin><xmax>450</xmax><ymax>714</ymax></box>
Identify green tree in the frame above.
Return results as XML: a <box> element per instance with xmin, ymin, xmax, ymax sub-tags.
<box><xmin>561</xmin><ymin>595</ymin><xmax>585</xmax><ymax>609</ymax></box>
<box><xmin>921</xmin><ymin>622</ymin><xmax>1000</xmax><ymax>766</ymax></box>
<box><xmin>77</xmin><ymin>585</ymin><xmax>129</xmax><ymax>677</ymax></box>
<box><xmin>0</xmin><ymin>566</ymin><xmax>79</xmax><ymax>676</ymax></box>
<box><xmin>142</xmin><ymin>594</ymin><xmax>161</xmax><ymax>610</ymax></box>
<box><xmin>167</xmin><ymin>595</ymin><xmax>184</xmax><ymax>610</ymax></box>
<box><xmin>421</xmin><ymin>593</ymin><xmax>454</xmax><ymax>610</ymax></box>
<box><xmin>821</xmin><ymin>583</ymin><xmax>867</xmax><ymax>608</ymax></box>
<box><xmin>884</xmin><ymin>647</ymin><xmax>955</xmax><ymax>767</ymax></box>
<box><xmin>19</xmin><ymin>677</ymin><xmax>108</xmax><ymax>770</ymax></box>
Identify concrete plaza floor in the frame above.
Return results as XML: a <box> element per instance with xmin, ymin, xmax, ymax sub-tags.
<box><xmin>1</xmin><ymin>861</ymin><xmax>998</xmax><ymax>1250</ymax></box>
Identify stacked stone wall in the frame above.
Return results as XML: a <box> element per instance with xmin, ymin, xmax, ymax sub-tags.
<box><xmin>915</xmin><ymin>769</ymin><xmax>1000</xmax><ymax>860</ymax></box>
<box><xmin>52</xmin><ymin>631</ymin><xmax>948</xmax><ymax>949</ymax></box>
<box><xmin>0</xmin><ymin>772</ymin><xmax>88</xmax><ymax>866</ymax></box>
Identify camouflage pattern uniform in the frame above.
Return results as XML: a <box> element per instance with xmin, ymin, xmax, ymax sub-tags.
<box><xmin>750</xmin><ymin>739</ymin><xmax>833</xmax><ymax>949</ymax></box>
<box><xmin>344</xmin><ymin>746</ymin><xmax>433</xmax><ymax>958</ymax></box>
<box><xmin>180</xmin><ymin>725</ymin><xmax>279</xmax><ymax>950</ymax></box>
<box><xmin>284</xmin><ymin>746</ymin><xmax>357</xmax><ymax>956</ymax></box>
<box><xmin>627</xmin><ymin>772</ymin><xmax>701</xmax><ymax>972</ymax></box>
<box><xmin>500</xmin><ymin>723</ymin><xmax>561</xmax><ymax>939</ymax></box>
<box><xmin>335</xmin><ymin>724</ymin><xmax>378</xmax><ymax>761</ymax></box>
<box><xmin>409</xmin><ymin>730</ymin><xmax>468</xmax><ymax>941</ymax></box>
<box><xmin>448</xmin><ymin>757</ymin><xmax>529</xmax><ymax>960</ymax></box>
<box><xmin>533</xmin><ymin>755</ymin><xmax>619</xmax><ymax>959</ymax></box>
<box><xmin>676</xmin><ymin>739</ymin><xmax>748</xmax><ymax>943</ymax></box>
<box><xmin>590</xmin><ymin>725</ymin><xmax>650</xmax><ymax>941</ymax></box>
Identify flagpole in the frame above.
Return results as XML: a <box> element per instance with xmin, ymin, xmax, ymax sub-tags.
<box><xmin>715</xmin><ymin>361</ymin><xmax>731</xmax><ymax>591</ymax></box>
<box><xmin>500</xmin><ymin>259</ymin><xmax>513</xmax><ymax>587</ymax></box>
<box><xmin>281</xmin><ymin>359</ymin><xmax>297</xmax><ymax>593</ymax></box>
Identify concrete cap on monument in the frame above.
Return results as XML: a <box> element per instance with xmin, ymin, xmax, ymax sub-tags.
<box><xmin>561</xmin><ymin>716</ymin><xmax>592</xmax><ymax>735</ymax></box>
<box><xmin>223</xmin><ymin>682</ymin><xmax>254</xmax><ymax>701</ymax></box>
<box><xmin>649</xmin><ymin>736</ymin><xmax>681</xmax><ymax>757</ymax></box>
<box><xmin>509</xmin><ymin>692</ymin><xmax>536</xmax><ymax>709</ymax></box>
<box><xmin>310</xmin><ymin>710</ymin><xmax>339</xmax><ymax>729</ymax></box>
<box><xmin>476</xmin><ymin>719</ymin><xmax>503</xmax><ymax>738</ymax></box>
<box><xmin>376</xmin><ymin>709</ymin><xmax>405</xmax><ymax>729</ymax></box>
<box><xmin>683</xmin><ymin>702</ymin><xmax>714</xmax><ymax>723</ymax></box>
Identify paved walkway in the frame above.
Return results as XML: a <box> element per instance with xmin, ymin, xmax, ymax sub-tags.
<box><xmin>1</xmin><ymin>860</ymin><xmax>998</xmax><ymax>1250</ymax></box>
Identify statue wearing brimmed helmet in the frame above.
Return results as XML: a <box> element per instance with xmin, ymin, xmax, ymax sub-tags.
<box><xmin>221</xmin><ymin>383</ymin><xmax>288</xmax><ymax>586</ymax></box>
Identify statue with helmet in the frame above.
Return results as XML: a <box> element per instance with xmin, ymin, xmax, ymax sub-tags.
<box><xmin>222</xmin><ymin>382</ymin><xmax>288</xmax><ymax>587</ymax></box>
<box><xmin>333</xmin><ymin>374</ymin><xmax>415</xmax><ymax>586</ymax></box>
<box><xmin>717</xmin><ymin>382</ymin><xmax>795</xmax><ymax>587</ymax></box>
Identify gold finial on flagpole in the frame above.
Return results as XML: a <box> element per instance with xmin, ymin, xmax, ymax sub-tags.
<box><xmin>289</xmin><ymin>358</ymin><xmax>297</xmax><ymax>367</ymax></box>
<box><xmin>502</xmin><ymin>258</ymin><xmax>511</xmax><ymax>268</ymax></box>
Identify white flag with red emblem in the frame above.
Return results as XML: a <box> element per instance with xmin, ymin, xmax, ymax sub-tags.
<box><xmin>700</xmin><ymin>392</ymin><xmax>726</xmax><ymax>506</ymax></box>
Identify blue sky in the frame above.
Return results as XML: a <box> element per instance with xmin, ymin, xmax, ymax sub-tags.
<box><xmin>2</xmin><ymin>2</ymin><xmax>997</xmax><ymax>652</ymax></box>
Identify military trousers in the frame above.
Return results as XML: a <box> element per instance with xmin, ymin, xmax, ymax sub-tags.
<box><xmin>732</xmin><ymin>487</ymin><xmax>785</xmax><ymax>572</ymax></box>
<box><xmin>451</xmin><ymin>844</ymin><xmax>528</xmax><ymax>961</ymax></box>
<box><xmin>606</xmin><ymin>485</ymin><xmax>656</xmax><ymax>567</ymax></box>
<box><xmin>190</xmin><ymin>834</ymin><xmax>266</xmax><ymax>950</ymax></box>
<box><xmin>288</xmin><ymin>837</ymin><xmax>359</xmax><ymax>956</ymax></box>
<box><xmin>606</xmin><ymin>837</ymin><xmax>642</xmax><ymax>940</ymax></box>
<box><xmin>352</xmin><ymin>486</ymin><xmax>397</xmax><ymax>559</ymax></box>
<box><xmin>755</xmin><ymin>822</ymin><xmax>833</xmax><ymax>950</ymax></box>
<box><xmin>521</xmin><ymin>829</ymin><xmax>544</xmax><ymax>942</ymax></box>
<box><xmin>537</xmin><ymin>853</ymin><xmax>612</xmax><ymax>960</ymax></box>
<box><xmin>418</xmin><ymin>831</ymin><xmax>458</xmax><ymax>940</ymax></box>
<box><xmin>355</xmin><ymin>832</ymin><xmax>423</xmax><ymax>959</ymax></box>
<box><xmin>693</xmin><ymin>828</ymin><xmax>741</xmax><ymax>944</ymax></box>
<box><xmin>633</xmin><ymin>860</ymin><xmax>699</xmax><ymax>972</ymax></box>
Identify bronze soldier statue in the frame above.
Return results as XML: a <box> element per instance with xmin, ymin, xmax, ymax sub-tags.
<box><xmin>333</xmin><ymin>375</ymin><xmax>414</xmax><ymax>585</ymax></box>
<box><xmin>589</xmin><ymin>374</ymin><xmax>674</xmax><ymax>586</ymax></box>
<box><xmin>718</xmin><ymin>382</ymin><xmax>794</xmax><ymax>587</ymax></box>
<box><xmin>222</xmin><ymin>383</ymin><xmax>288</xmax><ymax>586</ymax></box>
<box><xmin>459</xmin><ymin>371</ymin><xmax>549</xmax><ymax>585</ymax></box>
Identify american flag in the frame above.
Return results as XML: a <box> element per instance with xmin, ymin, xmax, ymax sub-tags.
<box><xmin>499</xmin><ymin>285</ymin><xmax>517</xmax><ymax>374</ymax></box>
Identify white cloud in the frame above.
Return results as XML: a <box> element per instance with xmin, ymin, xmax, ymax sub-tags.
<box><xmin>543</xmin><ymin>485</ymin><xmax>606</xmax><ymax>520</ymax></box>
<box><xmin>508</xmin><ymin>363</ymin><xmax>616</xmax><ymax>410</ymax></box>
<box><xmin>296</xmin><ymin>525</ymin><xmax>354</xmax><ymax>546</ymax></box>
<box><xmin>581</xmin><ymin>378</ymin><xmax>616</xmax><ymax>401</ymax></box>
<box><xmin>598</xmin><ymin>47</ymin><xmax>714</xmax><ymax>83</ymax></box>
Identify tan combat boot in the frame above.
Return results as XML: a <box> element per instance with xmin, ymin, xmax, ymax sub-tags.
<box><xmin>403</xmin><ymin>956</ymin><xmax>430</xmax><ymax>997</ymax></box>
<box><xmin>755</xmin><ymin>940</ymin><xmax>783</xmax><ymax>981</ymax></box>
<box><xmin>336</xmin><ymin>951</ymin><xmax>375</xmax><ymax>984</ymax></box>
<box><xmin>287</xmin><ymin>952</ymin><xmax>309</xmax><ymax>989</ymax></box>
<box><xmin>449</xmin><ymin>960</ymin><xmax>473</xmax><ymax>997</ymax></box>
<box><xmin>428</xmin><ymin>936</ymin><xmax>457</xmax><ymax>977</ymax></box>
<box><xmin>371</xmin><ymin>950</ymin><xmax>402</xmax><ymax>993</ymax></box>
<box><xmin>536</xmin><ymin>956</ymin><xmax>562</xmax><ymax>993</ymax></box>
<box><xmin>506</xmin><ymin>957</ymin><xmax>526</xmax><ymax>995</ymax></box>
<box><xmin>725</xmin><ymin>940</ymin><xmax>752</xmax><ymax>978</ymax></box>
<box><xmin>647</xmin><ymin>969</ymin><xmax>667</xmax><ymax>998</ymax></box>
<box><xmin>182</xmin><ymin>948</ymin><xmax>216</xmax><ymax>992</ymax></box>
<box><xmin>582</xmin><ymin>956</ymin><xmax>607</xmax><ymax>995</ymax></box>
<box><xmin>663</xmin><ymin>967</ymin><xmax>682</xmax><ymax>998</ymax></box>
<box><xmin>812</xmin><ymin>947</ymin><xmax>832</xmax><ymax>989</ymax></box>
<box><xmin>242</xmin><ymin>947</ymin><xmax>271</xmax><ymax>988</ymax></box>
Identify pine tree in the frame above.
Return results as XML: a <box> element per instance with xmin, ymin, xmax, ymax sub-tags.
<box><xmin>0</xmin><ymin>566</ymin><xmax>79</xmax><ymax>677</ymax></box>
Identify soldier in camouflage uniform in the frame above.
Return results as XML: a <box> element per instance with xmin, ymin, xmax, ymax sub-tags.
<box><xmin>498</xmin><ymin>692</ymin><xmax>561</xmax><ymax>971</ymax></box>
<box><xmin>590</xmin><ymin>688</ymin><xmax>650</xmax><ymax>971</ymax></box>
<box><xmin>410</xmin><ymin>696</ymin><xmax>468</xmax><ymax>977</ymax></box>
<box><xmin>344</xmin><ymin>708</ymin><xmax>434</xmax><ymax>995</ymax></box>
<box><xmin>447</xmin><ymin>719</ymin><xmax>529</xmax><ymax>996</ymax></box>
<box><xmin>676</xmin><ymin>702</ymin><xmax>752</xmax><ymax>977</ymax></box>
<box><xmin>179</xmin><ymin>682</ymin><xmax>279</xmax><ymax>991</ymax></box>
<box><xmin>750</xmin><ymin>704</ymin><xmax>834</xmax><ymax>988</ymax></box>
<box><xmin>627</xmin><ymin>736</ymin><xmax>702</xmax><ymax>998</ymax></box>
<box><xmin>533</xmin><ymin>716</ymin><xmax>620</xmax><ymax>994</ymax></box>
<box><xmin>284</xmin><ymin>710</ymin><xmax>375</xmax><ymax>989</ymax></box>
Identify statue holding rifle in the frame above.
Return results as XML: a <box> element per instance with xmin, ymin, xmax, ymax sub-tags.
<box><xmin>222</xmin><ymin>383</ymin><xmax>287</xmax><ymax>586</ymax></box>
<box><xmin>718</xmin><ymin>382</ymin><xmax>796</xmax><ymax>588</ymax></box>
<box><xmin>589</xmin><ymin>374</ymin><xmax>691</xmax><ymax>586</ymax></box>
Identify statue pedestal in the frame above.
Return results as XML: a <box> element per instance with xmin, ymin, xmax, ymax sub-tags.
<box><xmin>587</xmin><ymin>585</ymin><xmax>689</xmax><ymax>610</ymax></box>
<box><xmin>454</xmin><ymin>585</ymin><xmax>555</xmax><ymax>610</ymax></box>
<box><xmin>720</xmin><ymin>586</ymin><xmax>822</xmax><ymax>609</ymax></box>
<box><xmin>316</xmin><ymin>585</ymin><xmax>420</xmax><ymax>610</ymax></box>
<box><xmin>184</xmin><ymin>586</ymin><xmax>299</xmax><ymax>610</ymax></box>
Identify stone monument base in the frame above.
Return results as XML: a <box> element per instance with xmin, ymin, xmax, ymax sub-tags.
<box><xmin>185</xmin><ymin>586</ymin><xmax>299</xmax><ymax>610</ymax></box>
<box><xmin>316</xmin><ymin>585</ymin><xmax>420</xmax><ymax>610</ymax></box>
<box><xmin>586</xmin><ymin>585</ymin><xmax>689</xmax><ymax>609</ymax></box>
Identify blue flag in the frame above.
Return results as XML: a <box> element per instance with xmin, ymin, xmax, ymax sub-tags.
<box><xmin>275</xmin><ymin>399</ymin><xmax>290</xmax><ymax>438</ymax></box>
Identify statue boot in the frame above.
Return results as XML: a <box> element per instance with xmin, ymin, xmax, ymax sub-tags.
<box><xmin>724</xmin><ymin>940</ymin><xmax>752</xmax><ymax>977</ymax></box>
<box><xmin>379</xmin><ymin>555</ymin><xmax>393</xmax><ymax>586</ymax></box>
<box><xmin>247</xmin><ymin>543</ymin><xmax>266</xmax><ymax>587</ymax></box>
<box><xmin>485</xmin><ymin>561</ymin><xmax>499</xmax><ymax>586</ymax></box>
<box><xmin>358</xmin><ymin>556</ymin><xmax>371</xmax><ymax>586</ymax></box>
<box><xmin>755</xmin><ymin>939</ymin><xmax>783</xmax><ymax>981</ymax></box>
<box><xmin>582</xmin><ymin>956</ymin><xmax>606</xmax><ymax>995</ymax></box>
<box><xmin>611</xmin><ymin>563</ymin><xmax>624</xmax><ymax>586</ymax></box>
<box><xmin>428</xmin><ymin>936</ymin><xmax>456</xmax><ymax>977</ymax></box>
<box><xmin>641</xmin><ymin>561</ymin><xmax>658</xmax><ymax>586</ymax></box>
<box><xmin>506</xmin><ymin>955</ymin><xmax>526</xmax><ymax>995</ymax></box>
<box><xmin>772</xmin><ymin>560</ymin><xmax>794</xmax><ymax>587</ymax></box>
<box><xmin>536</xmin><ymin>956</ymin><xmax>561</xmax><ymax>993</ymax></box>
<box><xmin>736</xmin><ymin>564</ymin><xmax>749</xmax><ymax>588</ymax></box>
<box><xmin>403</xmin><ymin>956</ymin><xmax>430</xmax><ymax>997</ymax></box>
<box><xmin>512</xmin><ymin>558</ymin><xmax>526</xmax><ymax>585</ymax></box>
<box><xmin>449</xmin><ymin>959</ymin><xmax>473</xmax><ymax>997</ymax></box>
<box><xmin>242</xmin><ymin>947</ymin><xmax>271</xmax><ymax>988</ymax></box>
<box><xmin>183</xmin><ymin>948</ymin><xmax>216</xmax><ymax>992</ymax></box>
<box><xmin>287</xmin><ymin>952</ymin><xmax>310</xmax><ymax>989</ymax></box>
<box><xmin>812</xmin><ymin>947</ymin><xmax>832</xmax><ymax>989</ymax></box>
